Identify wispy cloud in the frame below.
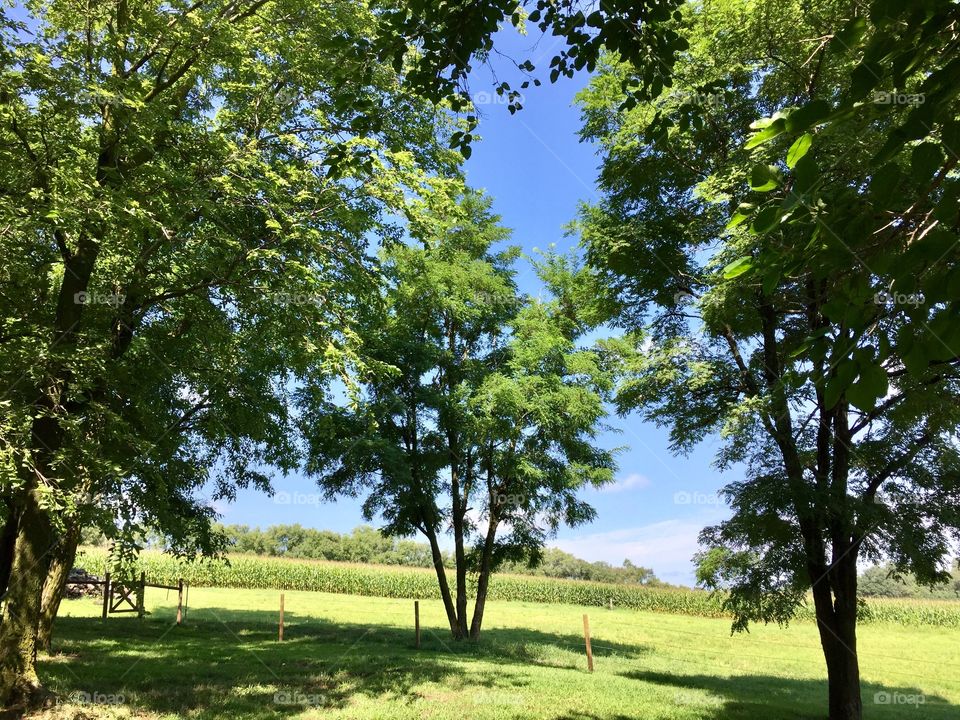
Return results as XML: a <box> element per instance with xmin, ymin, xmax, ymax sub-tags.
<box><xmin>598</xmin><ymin>472</ymin><xmax>652</xmax><ymax>493</ymax></box>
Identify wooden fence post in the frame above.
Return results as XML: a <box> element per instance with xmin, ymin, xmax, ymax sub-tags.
<box><xmin>137</xmin><ymin>571</ymin><xmax>146</xmax><ymax>618</ymax></box>
<box><xmin>101</xmin><ymin>572</ymin><xmax>111</xmax><ymax>620</ymax></box>
<box><xmin>176</xmin><ymin>579</ymin><xmax>184</xmax><ymax>625</ymax></box>
<box><xmin>608</xmin><ymin>597</ymin><xmax>613</xmax><ymax>611</ymax></box>
<box><xmin>582</xmin><ymin>614</ymin><xmax>594</xmax><ymax>672</ymax></box>
<box><xmin>279</xmin><ymin>593</ymin><xmax>285</xmax><ymax>641</ymax></box>
<box><xmin>415</xmin><ymin>600</ymin><xmax>421</xmax><ymax>649</ymax></box>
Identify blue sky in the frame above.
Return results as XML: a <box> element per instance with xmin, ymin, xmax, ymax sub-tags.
<box><xmin>5</xmin><ymin>2</ymin><xmax>734</xmax><ymax>584</ymax></box>
<box><xmin>218</xmin><ymin>28</ymin><xmax>735</xmax><ymax>586</ymax></box>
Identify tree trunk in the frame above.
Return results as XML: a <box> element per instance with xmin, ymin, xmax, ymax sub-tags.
<box><xmin>821</xmin><ymin>629</ymin><xmax>862</xmax><ymax>720</ymax></box>
<box><xmin>468</xmin><ymin>514</ymin><xmax>498</xmax><ymax>640</ymax></box>
<box><xmin>810</xmin><ymin>558</ymin><xmax>862</xmax><ymax>720</ymax></box>
<box><xmin>424</xmin><ymin>526</ymin><xmax>464</xmax><ymax>639</ymax></box>
<box><xmin>0</xmin><ymin>488</ymin><xmax>56</xmax><ymax>708</ymax></box>
<box><xmin>37</xmin><ymin>522</ymin><xmax>81</xmax><ymax>653</ymax></box>
<box><xmin>451</xmin><ymin>511</ymin><xmax>469</xmax><ymax>639</ymax></box>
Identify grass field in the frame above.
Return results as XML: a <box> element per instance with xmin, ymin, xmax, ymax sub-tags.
<box><xmin>31</xmin><ymin>586</ymin><xmax>960</xmax><ymax>719</ymax></box>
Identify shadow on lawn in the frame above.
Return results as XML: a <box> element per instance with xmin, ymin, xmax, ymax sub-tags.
<box><xmin>619</xmin><ymin>669</ymin><xmax>957</xmax><ymax>720</ymax></box>
<box><xmin>38</xmin><ymin>608</ymin><xmax>649</xmax><ymax>719</ymax></box>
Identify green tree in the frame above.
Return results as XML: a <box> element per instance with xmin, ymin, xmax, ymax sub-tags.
<box><xmin>500</xmin><ymin>548</ymin><xmax>660</xmax><ymax>585</ymax></box>
<box><xmin>298</xmin><ymin>186</ymin><xmax>617</xmax><ymax>639</ymax></box>
<box><xmin>577</xmin><ymin>1</ymin><xmax>960</xmax><ymax>718</ymax></box>
<box><xmin>0</xmin><ymin>0</ymin><xmax>454</xmax><ymax>705</ymax></box>
<box><xmin>370</xmin><ymin>0</ymin><xmax>689</xmax><ymax>155</ymax></box>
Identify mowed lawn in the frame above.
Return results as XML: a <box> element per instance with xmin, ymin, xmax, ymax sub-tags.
<box><xmin>31</xmin><ymin>587</ymin><xmax>959</xmax><ymax>720</ymax></box>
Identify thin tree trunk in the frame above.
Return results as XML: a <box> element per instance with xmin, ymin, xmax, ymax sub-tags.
<box><xmin>448</xmin><ymin>433</ymin><xmax>469</xmax><ymax>639</ymax></box>
<box><xmin>37</xmin><ymin>522</ymin><xmax>81</xmax><ymax>653</ymax></box>
<box><xmin>469</xmin><ymin>513</ymin><xmax>498</xmax><ymax>640</ymax></box>
<box><xmin>424</xmin><ymin>526</ymin><xmax>463</xmax><ymax>639</ymax></box>
<box><xmin>451</xmin><ymin>510</ymin><xmax>468</xmax><ymax>638</ymax></box>
<box><xmin>0</xmin><ymin>487</ymin><xmax>56</xmax><ymax>707</ymax></box>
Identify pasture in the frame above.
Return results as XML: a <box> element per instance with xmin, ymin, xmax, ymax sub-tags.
<box><xmin>32</xmin><ymin>586</ymin><xmax>960</xmax><ymax>719</ymax></box>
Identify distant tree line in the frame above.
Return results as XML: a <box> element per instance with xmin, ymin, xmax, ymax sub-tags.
<box><xmin>220</xmin><ymin>525</ymin><xmax>442</xmax><ymax>568</ymax></box>
<box><xmin>499</xmin><ymin>549</ymin><xmax>663</xmax><ymax>586</ymax></box>
<box><xmin>859</xmin><ymin>562</ymin><xmax>960</xmax><ymax>600</ymax></box>
<box><xmin>88</xmin><ymin>523</ymin><xmax>663</xmax><ymax>586</ymax></box>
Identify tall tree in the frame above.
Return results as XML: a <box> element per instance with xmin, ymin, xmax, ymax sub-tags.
<box><xmin>0</xmin><ymin>0</ymin><xmax>455</xmax><ymax>705</ymax></box>
<box><xmin>298</xmin><ymin>186</ymin><xmax>617</xmax><ymax>639</ymax></box>
<box><xmin>577</xmin><ymin>1</ymin><xmax>960</xmax><ymax>719</ymax></box>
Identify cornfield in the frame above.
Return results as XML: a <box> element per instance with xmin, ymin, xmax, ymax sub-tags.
<box><xmin>75</xmin><ymin>547</ymin><xmax>960</xmax><ymax>628</ymax></box>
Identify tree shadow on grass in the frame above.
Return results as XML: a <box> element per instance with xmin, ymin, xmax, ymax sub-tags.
<box><xmin>36</xmin><ymin>608</ymin><xmax>651</xmax><ymax>719</ymax></box>
<box><xmin>620</xmin><ymin>669</ymin><xmax>957</xmax><ymax>720</ymax></box>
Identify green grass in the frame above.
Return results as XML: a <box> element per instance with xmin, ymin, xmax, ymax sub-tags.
<box><xmin>32</xmin><ymin>586</ymin><xmax>960</xmax><ymax>719</ymax></box>
<box><xmin>74</xmin><ymin>547</ymin><xmax>960</xmax><ymax>628</ymax></box>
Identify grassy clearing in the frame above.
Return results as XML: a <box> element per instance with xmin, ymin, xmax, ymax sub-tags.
<box><xmin>75</xmin><ymin>547</ymin><xmax>960</xmax><ymax>628</ymax></box>
<box><xmin>32</xmin><ymin>586</ymin><xmax>960</xmax><ymax>719</ymax></box>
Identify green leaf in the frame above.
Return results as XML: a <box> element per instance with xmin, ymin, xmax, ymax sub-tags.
<box><xmin>726</xmin><ymin>203</ymin><xmax>755</xmax><ymax>230</ymax></box>
<box><xmin>832</xmin><ymin>16</ymin><xmax>867</xmax><ymax>51</ymax></box>
<box><xmin>784</xmin><ymin>101</ymin><xmax>831</xmax><ymax>133</ymax></box>
<box><xmin>911</xmin><ymin>142</ymin><xmax>944</xmax><ymax>184</ymax></box>
<box><xmin>786</xmin><ymin>133</ymin><xmax>813</xmax><ymax>169</ymax></box>
<box><xmin>933</xmin><ymin>181</ymin><xmax>959</xmax><ymax>223</ymax></box>
<box><xmin>850</xmin><ymin>61</ymin><xmax>882</xmax><ymax>99</ymax></box>
<box><xmin>723</xmin><ymin>256</ymin><xmax>753</xmax><ymax>279</ymax></box>
<box><xmin>824</xmin><ymin>358</ymin><xmax>859</xmax><ymax>409</ymax></box>
<box><xmin>762</xmin><ymin>270</ymin><xmax>780</xmax><ymax>295</ymax></box>
<box><xmin>792</xmin><ymin>154</ymin><xmax>817</xmax><ymax>193</ymax></box>
<box><xmin>745</xmin><ymin>118</ymin><xmax>786</xmax><ymax>149</ymax></box>
<box><xmin>847</xmin><ymin>360</ymin><xmax>889</xmax><ymax>411</ymax></box>
<box><xmin>942</xmin><ymin>120</ymin><xmax>960</xmax><ymax>161</ymax></box>
<box><xmin>752</xmin><ymin>205</ymin><xmax>781</xmax><ymax>233</ymax></box>
<box><xmin>869</xmin><ymin>164</ymin><xmax>902</xmax><ymax>206</ymax></box>
<box><xmin>750</xmin><ymin>164</ymin><xmax>780</xmax><ymax>192</ymax></box>
<box><xmin>726</xmin><ymin>211</ymin><xmax>751</xmax><ymax>230</ymax></box>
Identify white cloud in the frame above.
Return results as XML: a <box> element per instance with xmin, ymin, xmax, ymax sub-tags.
<box><xmin>598</xmin><ymin>472</ymin><xmax>652</xmax><ymax>493</ymax></box>
<box><xmin>551</xmin><ymin>518</ymin><xmax>719</xmax><ymax>586</ymax></box>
